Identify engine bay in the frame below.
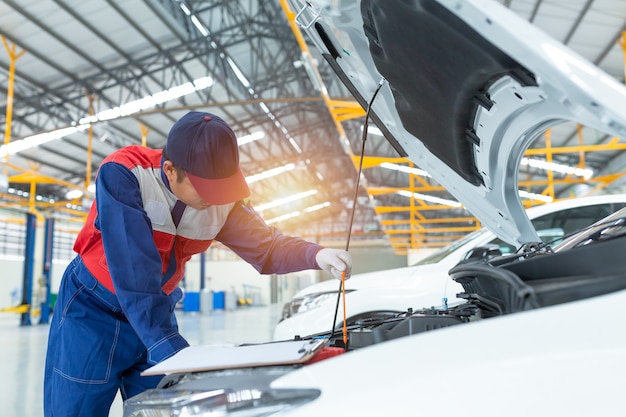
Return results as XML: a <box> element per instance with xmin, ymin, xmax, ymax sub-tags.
<box><xmin>319</xmin><ymin>226</ymin><xmax>626</xmax><ymax>351</ymax></box>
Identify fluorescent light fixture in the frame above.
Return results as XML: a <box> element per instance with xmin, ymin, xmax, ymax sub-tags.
<box><xmin>265</xmin><ymin>201</ymin><xmax>330</xmax><ymax>224</ymax></box>
<box><xmin>237</xmin><ymin>131</ymin><xmax>265</xmax><ymax>146</ymax></box>
<box><xmin>381</xmin><ymin>162</ymin><xmax>430</xmax><ymax>177</ymax></box>
<box><xmin>363</xmin><ymin>126</ymin><xmax>384</xmax><ymax>136</ymax></box>
<box><xmin>77</xmin><ymin>76</ymin><xmax>213</xmax><ymax>125</ymax></box>
<box><xmin>190</xmin><ymin>15</ymin><xmax>209</xmax><ymax>37</ymax></box>
<box><xmin>246</xmin><ymin>163</ymin><xmax>295</xmax><ymax>184</ymax></box>
<box><xmin>5</xmin><ymin>77</ymin><xmax>215</xmax><ymax>157</ymax></box>
<box><xmin>265</xmin><ymin>211</ymin><xmax>300</xmax><ymax>224</ymax></box>
<box><xmin>383</xmin><ymin>158</ymin><xmax>592</xmax><ymax>183</ymax></box>
<box><xmin>288</xmin><ymin>138</ymin><xmax>302</xmax><ymax>153</ymax></box>
<box><xmin>259</xmin><ymin>102</ymin><xmax>270</xmax><ymax>113</ymax></box>
<box><xmin>518</xmin><ymin>190</ymin><xmax>553</xmax><ymax>203</ymax></box>
<box><xmin>227</xmin><ymin>57</ymin><xmax>250</xmax><ymax>87</ymax></box>
<box><xmin>0</xmin><ymin>124</ymin><xmax>90</xmax><ymax>158</ymax></box>
<box><xmin>397</xmin><ymin>190</ymin><xmax>463</xmax><ymax>207</ymax></box>
<box><xmin>520</xmin><ymin>157</ymin><xmax>593</xmax><ymax>180</ymax></box>
<box><xmin>255</xmin><ymin>189</ymin><xmax>318</xmax><ymax>212</ymax></box>
<box><xmin>65</xmin><ymin>189</ymin><xmax>83</xmax><ymax>200</ymax></box>
<box><xmin>304</xmin><ymin>201</ymin><xmax>330</xmax><ymax>212</ymax></box>
<box><xmin>178</xmin><ymin>2</ymin><xmax>191</xmax><ymax>16</ymax></box>
<box><xmin>398</xmin><ymin>188</ymin><xmax>552</xmax><ymax>207</ymax></box>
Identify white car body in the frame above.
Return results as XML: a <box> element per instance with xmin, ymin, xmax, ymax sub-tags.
<box><xmin>274</xmin><ymin>194</ymin><xmax>626</xmax><ymax>341</ymax></box>
<box><xmin>273</xmin><ymin>290</ymin><xmax>626</xmax><ymax>416</ymax></box>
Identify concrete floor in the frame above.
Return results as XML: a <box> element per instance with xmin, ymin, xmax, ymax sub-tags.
<box><xmin>1</xmin><ymin>304</ymin><xmax>283</xmax><ymax>417</ymax></box>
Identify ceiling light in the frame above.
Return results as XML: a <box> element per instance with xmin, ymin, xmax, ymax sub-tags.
<box><xmin>304</xmin><ymin>201</ymin><xmax>330</xmax><ymax>212</ymax></box>
<box><xmin>381</xmin><ymin>162</ymin><xmax>430</xmax><ymax>177</ymax></box>
<box><xmin>227</xmin><ymin>57</ymin><xmax>250</xmax><ymax>87</ymax></box>
<box><xmin>288</xmin><ymin>138</ymin><xmax>302</xmax><ymax>153</ymax></box>
<box><xmin>397</xmin><ymin>190</ymin><xmax>463</xmax><ymax>207</ymax></box>
<box><xmin>265</xmin><ymin>201</ymin><xmax>330</xmax><ymax>224</ymax></box>
<box><xmin>4</xmin><ymin>77</ymin><xmax>215</xmax><ymax>156</ymax></box>
<box><xmin>362</xmin><ymin>125</ymin><xmax>384</xmax><ymax>136</ymax></box>
<box><xmin>178</xmin><ymin>2</ymin><xmax>191</xmax><ymax>16</ymax></box>
<box><xmin>255</xmin><ymin>189</ymin><xmax>318</xmax><ymax>212</ymax></box>
<box><xmin>65</xmin><ymin>189</ymin><xmax>83</xmax><ymax>200</ymax></box>
<box><xmin>518</xmin><ymin>190</ymin><xmax>553</xmax><ymax>203</ymax></box>
<box><xmin>520</xmin><ymin>157</ymin><xmax>593</xmax><ymax>180</ymax></box>
<box><xmin>265</xmin><ymin>211</ymin><xmax>300</xmax><ymax>224</ymax></box>
<box><xmin>190</xmin><ymin>15</ymin><xmax>209</xmax><ymax>37</ymax></box>
<box><xmin>246</xmin><ymin>163</ymin><xmax>295</xmax><ymax>184</ymax></box>
<box><xmin>237</xmin><ymin>131</ymin><xmax>265</xmax><ymax>146</ymax></box>
<box><xmin>0</xmin><ymin>125</ymin><xmax>90</xmax><ymax>157</ymax></box>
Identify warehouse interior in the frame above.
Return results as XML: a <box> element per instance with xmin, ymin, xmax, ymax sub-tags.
<box><xmin>2</xmin><ymin>0</ymin><xmax>626</xmax><ymax>416</ymax></box>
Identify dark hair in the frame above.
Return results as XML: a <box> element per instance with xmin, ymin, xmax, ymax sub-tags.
<box><xmin>162</xmin><ymin>147</ymin><xmax>187</xmax><ymax>182</ymax></box>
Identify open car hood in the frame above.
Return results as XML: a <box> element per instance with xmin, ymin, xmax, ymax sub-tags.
<box><xmin>288</xmin><ymin>0</ymin><xmax>626</xmax><ymax>246</ymax></box>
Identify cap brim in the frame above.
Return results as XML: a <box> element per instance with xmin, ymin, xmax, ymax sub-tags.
<box><xmin>187</xmin><ymin>167</ymin><xmax>250</xmax><ymax>205</ymax></box>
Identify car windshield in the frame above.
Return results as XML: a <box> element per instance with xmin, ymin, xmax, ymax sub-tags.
<box><xmin>414</xmin><ymin>228</ymin><xmax>488</xmax><ymax>265</ymax></box>
<box><xmin>553</xmin><ymin>207</ymin><xmax>626</xmax><ymax>251</ymax></box>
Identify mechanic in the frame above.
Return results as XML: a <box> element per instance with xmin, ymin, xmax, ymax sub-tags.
<box><xmin>43</xmin><ymin>111</ymin><xmax>352</xmax><ymax>417</ymax></box>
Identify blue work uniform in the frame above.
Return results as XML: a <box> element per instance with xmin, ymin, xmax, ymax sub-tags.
<box><xmin>44</xmin><ymin>145</ymin><xmax>323</xmax><ymax>417</ymax></box>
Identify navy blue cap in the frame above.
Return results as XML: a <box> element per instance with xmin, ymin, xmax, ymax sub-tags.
<box><xmin>165</xmin><ymin>111</ymin><xmax>250</xmax><ymax>205</ymax></box>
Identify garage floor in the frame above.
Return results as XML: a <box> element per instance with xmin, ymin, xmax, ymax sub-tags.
<box><xmin>1</xmin><ymin>304</ymin><xmax>283</xmax><ymax>417</ymax></box>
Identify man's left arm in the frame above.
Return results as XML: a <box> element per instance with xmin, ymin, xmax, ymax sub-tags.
<box><xmin>215</xmin><ymin>200</ymin><xmax>351</xmax><ymax>278</ymax></box>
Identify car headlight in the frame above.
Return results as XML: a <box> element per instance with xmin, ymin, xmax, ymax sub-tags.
<box><xmin>280</xmin><ymin>290</ymin><xmax>354</xmax><ymax>322</ymax></box>
<box><xmin>124</xmin><ymin>387</ymin><xmax>320</xmax><ymax>417</ymax></box>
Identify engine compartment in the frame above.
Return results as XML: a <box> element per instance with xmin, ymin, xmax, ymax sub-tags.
<box><xmin>321</xmin><ymin>230</ymin><xmax>626</xmax><ymax>351</ymax></box>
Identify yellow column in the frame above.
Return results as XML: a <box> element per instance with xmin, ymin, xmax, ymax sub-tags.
<box><xmin>2</xmin><ymin>36</ymin><xmax>26</xmax><ymax>155</ymax></box>
<box><xmin>544</xmin><ymin>129</ymin><xmax>555</xmax><ymax>200</ymax></box>
<box><xmin>85</xmin><ymin>94</ymin><xmax>96</xmax><ymax>189</ymax></box>
<box><xmin>621</xmin><ymin>31</ymin><xmax>626</xmax><ymax>83</ymax></box>
<box><xmin>139</xmin><ymin>122</ymin><xmax>150</xmax><ymax>147</ymax></box>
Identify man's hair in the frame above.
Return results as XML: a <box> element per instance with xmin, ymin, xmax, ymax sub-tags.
<box><xmin>162</xmin><ymin>147</ymin><xmax>187</xmax><ymax>183</ymax></box>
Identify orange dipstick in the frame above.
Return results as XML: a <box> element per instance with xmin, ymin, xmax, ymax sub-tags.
<box><xmin>342</xmin><ymin>271</ymin><xmax>348</xmax><ymax>345</ymax></box>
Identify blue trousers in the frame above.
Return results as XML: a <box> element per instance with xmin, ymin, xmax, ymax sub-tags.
<box><xmin>44</xmin><ymin>257</ymin><xmax>166</xmax><ymax>416</ymax></box>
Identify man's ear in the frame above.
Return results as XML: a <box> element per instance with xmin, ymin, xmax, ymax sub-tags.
<box><xmin>162</xmin><ymin>160</ymin><xmax>176</xmax><ymax>181</ymax></box>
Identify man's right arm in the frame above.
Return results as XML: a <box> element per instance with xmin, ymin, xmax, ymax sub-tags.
<box><xmin>95</xmin><ymin>162</ymin><xmax>189</xmax><ymax>364</ymax></box>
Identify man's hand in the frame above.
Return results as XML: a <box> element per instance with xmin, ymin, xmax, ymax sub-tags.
<box><xmin>315</xmin><ymin>248</ymin><xmax>352</xmax><ymax>280</ymax></box>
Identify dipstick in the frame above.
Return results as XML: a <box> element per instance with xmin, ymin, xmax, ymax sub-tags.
<box><xmin>341</xmin><ymin>271</ymin><xmax>348</xmax><ymax>345</ymax></box>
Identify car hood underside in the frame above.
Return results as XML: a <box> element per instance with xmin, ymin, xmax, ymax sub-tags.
<box><xmin>296</xmin><ymin>0</ymin><xmax>626</xmax><ymax>246</ymax></box>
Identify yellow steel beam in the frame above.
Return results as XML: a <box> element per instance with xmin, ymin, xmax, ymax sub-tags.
<box><xmin>0</xmin><ymin>304</ymin><xmax>29</xmax><ymax>314</ymax></box>
<box><xmin>1</xmin><ymin>161</ymin><xmax>90</xmax><ymax>192</ymax></box>
<box><xmin>139</xmin><ymin>121</ymin><xmax>150</xmax><ymax>148</ymax></box>
<box><xmin>86</xmin><ymin>94</ymin><xmax>96</xmax><ymax>189</ymax></box>
<box><xmin>2</xmin><ymin>36</ymin><xmax>26</xmax><ymax>152</ymax></box>
<box><xmin>620</xmin><ymin>31</ymin><xmax>626</xmax><ymax>83</ymax></box>
<box><xmin>374</xmin><ymin>204</ymin><xmax>463</xmax><ymax>213</ymax></box>
<box><xmin>383</xmin><ymin>226</ymin><xmax>480</xmax><ymax>234</ymax></box>
<box><xmin>279</xmin><ymin>0</ymin><xmax>365</xmax><ymax>142</ymax></box>
<box><xmin>327</xmin><ymin>99</ymin><xmax>366</xmax><ymax>121</ymax></box>
<box><xmin>412</xmin><ymin>216</ymin><xmax>477</xmax><ymax>224</ymax></box>
<box><xmin>524</xmin><ymin>138</ymin><xmax>626</xmax><ymax>155</ymax></box>
<box><xmin>351</xmin><ymin>155</ymin><xmax>412</xmax><ymax>169</ymax></box>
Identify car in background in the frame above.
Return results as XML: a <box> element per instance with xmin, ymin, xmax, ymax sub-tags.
<box><xmin>274</xmin><ymin>194</ymin><xmax>626</xmax><ymax>340</ymax></box>
<box><xmin>123</xmin><ymin>0</ymin><xmax>626</xmax><ymax>415</ymax></box>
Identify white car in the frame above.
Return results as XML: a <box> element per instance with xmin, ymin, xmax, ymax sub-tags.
<box><xmin>123</xmin><ymin>0</ymin><xmax>626</xmax><ymax>415</ymax></box>
<box><xmin>274</xmin><ymin>194</ymin><xmax>626</xmax><ymax>340</ymax></box>
<box><xmin>125</xmin><ymin>204</ymin><xmax>626</xmax><ymax>416</ymax></box>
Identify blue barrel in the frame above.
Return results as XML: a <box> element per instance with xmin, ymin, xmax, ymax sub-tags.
<box><xmin>213</xmin><ymin>291</ymin><xmax>225</xmax><ymax>309</ymax></box>
<box><xmin>183</xmin><ymin>292</ymin><xmax>200</xmax><ymax>312</ymax></box>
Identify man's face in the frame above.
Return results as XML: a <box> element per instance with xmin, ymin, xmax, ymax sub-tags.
<box><xmin>163</xmin><ymin>160</ymin><xmax>212</xmax><ymax>210</ymax></box>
